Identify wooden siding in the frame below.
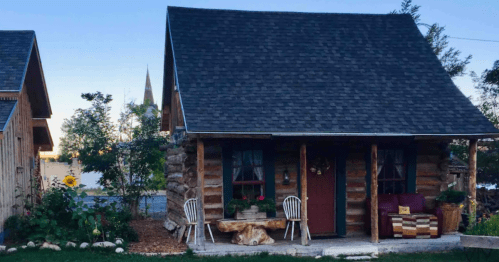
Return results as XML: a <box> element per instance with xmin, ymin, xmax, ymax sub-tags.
<box><xmin>0</xmin><ymin>85</ymin><xmax>36</xmax><ymax>235</ymax></box>
<box><xmin>346</xmin><ymin>151</ymin><xmax>367</xmax><ymax>236</ymax></box>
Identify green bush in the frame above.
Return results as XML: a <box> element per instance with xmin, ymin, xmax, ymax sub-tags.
<box><xmin>465</xmin><ymin>214</ymin><xmax>499</xmax><ymax>236</ymax></box>
<box><xmin>3</xmin><ymin>181</ymin><xmax>138</xmax><ymax>244</ymax></box>
<box><xmin>436</xmin><ymin>189</ymin><xmax>467</xmax><ymax>204</ymax></box>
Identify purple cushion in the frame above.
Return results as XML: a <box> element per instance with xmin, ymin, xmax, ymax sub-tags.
<box><xmin>398</xmin><ymin>194</ymin><xmax>426</xmax><ymax>213</ymax></box>
<box><xmin>378</xmin><ymin>194</ymin><xmax>399</xmax><ymax>213</ymax></box>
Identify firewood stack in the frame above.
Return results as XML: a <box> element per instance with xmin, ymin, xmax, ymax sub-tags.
<box><xmin>476</xmin><ymin>187</ymin><xmax>499</xmax><ymax>215</ymax></box>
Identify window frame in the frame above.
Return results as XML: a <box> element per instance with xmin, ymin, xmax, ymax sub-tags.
<box><xmin>377</xmin><ymin>149</ymin><xmax>407</xmax><ymax>195</ymax></box>
<box><xmin>231</xmin><ymin>149</ymin><xmax>266</xmax><ymax>197</ymax></box>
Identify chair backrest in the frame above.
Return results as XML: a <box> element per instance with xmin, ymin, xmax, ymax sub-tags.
<box><xmin>184</xmin><ymin>198</ymin><xmax>197</xmax><ymax>223</ymax></box>
<box><xmin>283</xmin><ymin>196</ymin><xmax>301</xmax><ymax>220</ymax></box>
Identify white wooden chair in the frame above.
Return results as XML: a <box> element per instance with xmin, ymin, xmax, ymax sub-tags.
<box><xmin>184</xmin><ymin>198</ymin><xmax>215</xmax><ymax>244</ymax></box>
<box><xmin>283</xmin><ymin>196</ymin><xmax>311</xmax><ymax>241</ymax></box>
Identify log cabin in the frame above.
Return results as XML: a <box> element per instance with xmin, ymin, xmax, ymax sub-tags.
<box><xmin>159</xmin><ymin>7</ymin><xmax>499</xmax><ymax>245</ymax></box>
<box><xmin>0</xmin><ymin>31</ymin><xmax>53</xmax><ymax>243</ymax></box>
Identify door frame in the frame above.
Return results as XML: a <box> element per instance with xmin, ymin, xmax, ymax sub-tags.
<box><xmin>306</xmin><ymin>149</ymin><xmax>337</xmax><ymax>236</ymax></box>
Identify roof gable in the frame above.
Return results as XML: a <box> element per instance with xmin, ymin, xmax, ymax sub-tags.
<box><xmin>166</xmin><ymin>7</ymin><xmax>498</xmax><ymax>136</ymax></box>
<box><xmin>0</xmin><ymin>31</ymin><xmax>52</xmax><ymax>118</ymax></box>
<box><xmin>0</xmin><ymin>31</ymin><xmax>34</xmax><ymax>91</ymax></box>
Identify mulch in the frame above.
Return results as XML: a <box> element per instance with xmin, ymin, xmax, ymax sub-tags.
<box><xmin>128</xmin><ymin>218</ymin><xmax>187</xmax><ymax>254</ymax></box>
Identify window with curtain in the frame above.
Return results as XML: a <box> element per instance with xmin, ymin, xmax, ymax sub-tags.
<box><xmin>232</xmin><ymin>150</ymin><xmax>264</xmax><ymax>199</ymax></box>
<box><xmin>377</xmin><ymin>150</ymin><xmax>406</xmax><ymax>194</ymax></box>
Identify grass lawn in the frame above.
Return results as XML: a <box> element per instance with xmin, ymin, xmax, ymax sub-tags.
<box><xmin>0</xmin><ymin>248</ymin><xmax>497</xmax><ymax>262</ymax></box>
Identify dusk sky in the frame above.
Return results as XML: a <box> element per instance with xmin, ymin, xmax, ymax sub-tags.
<box><xmin>2</xmin><ymin>0</ymin><xmax>498</xmax><ymax>160</ymax></box>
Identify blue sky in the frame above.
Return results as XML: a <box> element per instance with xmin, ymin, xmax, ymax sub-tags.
<box><xmin>1</xmin><ymin>0</ymin><xmax>498</xmax><ymax>187</ymax></box>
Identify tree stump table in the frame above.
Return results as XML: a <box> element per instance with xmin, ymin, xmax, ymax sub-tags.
<box><xmin>217</xmin><ymin>218</ymin><xmax>286</xmax><ymax>246</ymax></box>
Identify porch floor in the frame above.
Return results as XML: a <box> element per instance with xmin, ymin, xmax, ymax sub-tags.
<box><xmin>190</xmin><ymin>234</ymin><xmax>462</xmax><ymax>257</ymax></box>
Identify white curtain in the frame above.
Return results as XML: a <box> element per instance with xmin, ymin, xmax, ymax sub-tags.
<box><xmin>232</xmin><ymin>152</ymin><xmax>242</xmax><ymax>181</ymax></box>
<box><xmin>377</xmin><ymin>150</ymin><xmax>384</xmax><ymax>176</ymax></box>
<box><xmin>251</xmin><ymin>150</ymin><xmax>264</xmax><ymax>181</ymax></box>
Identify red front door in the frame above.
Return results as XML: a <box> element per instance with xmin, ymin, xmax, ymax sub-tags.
<box><xmin>307</xmin><ymin>156</ymin><xmax>335</xmax><ymax>235</ymax></box>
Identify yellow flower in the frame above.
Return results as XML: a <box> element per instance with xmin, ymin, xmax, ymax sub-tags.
<box><xmin>459</xmin><ymin>204</ymin><xmax>464</xmax><ymax>209</ymax></box>
<box><xmin>63</xmin><ymin>175</ymin><xmax>77</xmax><ymax>187</ymax></box>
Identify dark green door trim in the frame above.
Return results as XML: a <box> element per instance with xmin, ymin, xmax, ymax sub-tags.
<box><xmin>336</xmin><ymin>149</ymin><xmax>347</xmax><ymax>237</ymax></box>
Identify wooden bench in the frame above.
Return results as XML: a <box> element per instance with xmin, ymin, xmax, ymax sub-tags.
<box><xmin>217</xmin><ymin>218</ymin><xmax>286</xmax><ymax>245</ymax></box>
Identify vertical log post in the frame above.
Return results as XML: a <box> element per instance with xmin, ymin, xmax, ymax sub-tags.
<box><xmin>196</xmin><ymin>138</ymin><xmax>206</xmax><ymax>249</ymax></box>
<box><xmin>468</xmin><ymin>139</ymin><xmax>477</xmax><ymax>216</ymax></box>
<box><xmin>300</xmin><ymin>143</ymin><xmax>309</xmax><ymax>246</ymax></box>
<box><xmin>370</xmin><ymin>144</ymin><xmax>379</xmax><ymax>243</ymax></box>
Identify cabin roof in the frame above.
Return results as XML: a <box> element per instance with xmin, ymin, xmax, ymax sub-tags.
<box><xmin>165</xmin><ymin>7</ymin><xmax>499</xmax><ymax>136</ymax></box>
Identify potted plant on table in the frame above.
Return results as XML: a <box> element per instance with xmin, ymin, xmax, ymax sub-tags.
<box><xmin>436</xmin><ymin>182</ymin><xmax>467</xmax><ymax>233</ymax></box>
<box><xmin>227</xmin><ymin>196</ymin><xmax>276</xmax><ymax>220</ymax></box>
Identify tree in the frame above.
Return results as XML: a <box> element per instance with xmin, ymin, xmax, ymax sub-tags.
<box><xmin>451</xmin><ymin>61</ymin><xmax>499</xmax><ymax>186</ymax></box>
<box><xmin>59</xmin><ymin>92</ymin><xmax>167</xmax><ymax>217</ymax></box>
<box><xmin>391</xmin><ymin>0</ymin><xmax>472</xmax><ymax>78</ymax></box>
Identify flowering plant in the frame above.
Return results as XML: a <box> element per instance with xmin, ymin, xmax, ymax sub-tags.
<box><xmin>226</xmin><ymin>196</ymin><xmax>276</xmax><ymax>215</ymax></box>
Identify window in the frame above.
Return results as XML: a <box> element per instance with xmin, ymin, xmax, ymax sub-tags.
<box><xmin>377</xmin><ymin>150</ymin><xmax>406</xmax><ymax>194</ymax></box>
<box><xmin>232</xmin><ymin>150</ymin><xmax>264</xmax><ymax>199</ymax></box>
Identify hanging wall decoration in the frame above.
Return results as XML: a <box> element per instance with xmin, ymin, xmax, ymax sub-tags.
<box><xmin>309</xmin><ymin>156</ymin><xmax>330</xmax><ymax>175</ymax></box>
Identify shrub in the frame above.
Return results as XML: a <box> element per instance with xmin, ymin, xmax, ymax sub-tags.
<box><xmin>465</xmin><ymin>214</ymin><xmax>499</xmax><ymax>236</ymax></box>
<box><xmin>3</xmin><ymin>177</ymin><xmax>138</xmax><ymax>244</ymax></box>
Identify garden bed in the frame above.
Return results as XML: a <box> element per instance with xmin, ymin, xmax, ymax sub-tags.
<box><xmin>128</xmin><ymin>218</ymin><xmax>187</xmax><ymax>254</ymax></box>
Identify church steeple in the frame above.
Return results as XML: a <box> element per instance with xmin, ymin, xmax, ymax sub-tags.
<box><xmin>143</xmin><ymin>66</ymin><xmax>155</xmax><ymax>105</ymax></box>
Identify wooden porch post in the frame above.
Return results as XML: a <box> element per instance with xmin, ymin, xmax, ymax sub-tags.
<box><xmin>370</xmin><ymin>144</ymin><xmax>379</xmax><ymax>243</ymax></box>
<box><xmin>468</xmin><ymin>139</ymin><xmax>477</xmax><ymax>216</ymax></box>
<box><xmin>300</xmin><ymin>143</ymin><xmax>309</xmax><ymax>246</ymax></box>
<box><xmin>196</xmin><ymin>138</ymin><xmax>206</xmax><ymax>249</ymax></box>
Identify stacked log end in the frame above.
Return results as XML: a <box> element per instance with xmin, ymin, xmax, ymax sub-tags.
<box><xmin>163</xmin><ymin>139</ymin><xmax>197</xmax><ymax>239</ymax></box>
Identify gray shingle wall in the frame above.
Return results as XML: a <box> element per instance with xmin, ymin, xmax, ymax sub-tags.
<box><xmin>167</xmin><ymin>7</ymin><xmax>497</xmax><ymax>135</ymax></box>
<box><xmin>0</xmin><ymin>31</ymin><xmax>34</xmax><ymax>91</ymax></box>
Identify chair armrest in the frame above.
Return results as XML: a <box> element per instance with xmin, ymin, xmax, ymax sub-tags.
<box><xmin>429</xmin><ymin>207</ymin><xmax>444</xmax><ymax>236</ymax></box>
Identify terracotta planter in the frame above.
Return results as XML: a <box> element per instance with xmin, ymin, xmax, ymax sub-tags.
<box><xmin>440</xmin><ymin>202</ymin><xmax>462</xmax><ymax>233</ymax></box>
<box><xmin>235</xmin><ymin>205</ymin><xmax>267</xmax><ymax>220</ymax></box>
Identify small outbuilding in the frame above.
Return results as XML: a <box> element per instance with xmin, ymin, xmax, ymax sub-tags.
<box><xmin>0</xmin><ymin>31</ymin><xmax>53</xmax><ymax>242</ymax></box>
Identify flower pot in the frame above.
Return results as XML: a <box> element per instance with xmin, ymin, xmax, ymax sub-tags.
<box><xmin>440</xmin><ymin>203</ymin><xmax>462</xmax><ymax>233</ymax></box>
<box><xmin>235</xmin><ymin>205</ymin><xmax>267</xmax><ymax>220</ymax></box>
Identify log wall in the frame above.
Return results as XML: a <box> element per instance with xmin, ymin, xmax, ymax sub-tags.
<box><xmin>346</xmin><ymin>151</ymin><xmax>367</xmax><ymax>236</ymax></box>
<box><xmin>0</xmin><ymin>85</ymin><xmax>36</xmax><ymax>238</ymax></box>
<box><xmin>415</xmin><ymin>142</ymin><xmax>449</xmax><ymax>209</ymax></box>
<box><xmin>274</xmin><ymin>148</ymin><xmax>299</xmax><ymax>218</ymax></box>
<box><xmin>164</xmin><ymin>139</ymin><xmax>223</xmax><ymax>239</ymax></box>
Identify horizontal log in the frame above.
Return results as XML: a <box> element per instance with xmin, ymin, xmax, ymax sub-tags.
<box><xmin>347</xmin><ymin>209</ymin><xmax>365</xmax><ymax>216</ymax></box>
<box><xmin>167</xmin><ymin>164</ymin><xmax>182</xmax><ymax>173</ymax></box>
<box><xmin>347</xmin><ymin>182</ymin><xmax>366</xmax><ymax>188</ymax></box>
<box><xmin>347</xmin><ymin>170</ymin><xmax>366</xmax><ymax>178</ymax></box>
<box><xmin>416</xmin><ymin>177</ymin><xmax>441</xmax><ymax>186</ymax></box>
<box><xmin>346</xmin><ymin>225</ymin><xmax>364</xmax><ymax>234</ymax></box>
<box><xmin>167</xmin><ymin>154</ymin><xmax>186</xmax><ymax>165</ymax></box>
<box><xmin>204</xmin><ymin>186</ymin><xmax>222</xmax><ymax>195</ymax></box>
<box><xmin>167</xmin><ymin>147</ymin><xmax>185</xmax><ymax>156</ymax></box>
<box><xmin>204</xmin><ymin>194</ymin><xmax>222</xmax><ymax>204</ymax></box>
<box><xmin>205</xmin><ymin>203</ymin><xmax>223</xmax><ymax>209</ymax></box>
<box><xmin>347</xmin><ymin>192</ymin><xmax>366</xmax><ymax>200</ymax></box>
<box><xmin>346</xmin><ymin>187</ymin><xmax>366</xmax><ymax>193</ymax></box>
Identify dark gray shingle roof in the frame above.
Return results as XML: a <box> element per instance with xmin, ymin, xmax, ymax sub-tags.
<box><xmin>0</xmin><ymin>31</ymin><xmax>35</xmax><ymax>91</ymax></box>
<box><xmin>167</xmin><ymin>7</ymin><xmax>498</xmax><ymax>135</ymax></box>
<box><xmin>0</xmin><ymin>100</ymin><xmax>17</xmax><ymax>131</ymax></box>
